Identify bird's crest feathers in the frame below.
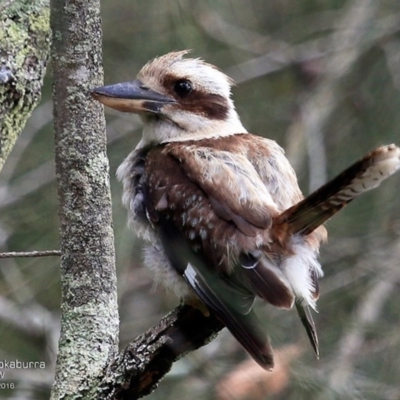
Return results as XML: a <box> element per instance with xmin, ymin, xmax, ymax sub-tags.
<box><xmin>138</xmin><ymin>50</ymin><xmax>234</xmax><ymax>99</ymax></box>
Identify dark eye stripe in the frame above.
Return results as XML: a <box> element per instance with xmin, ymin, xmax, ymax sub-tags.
<box><xmin>163</xmin><ymin>73</ymin><xmax>229</xmax><ymax>120</ymax></box>
<box><xmin>182</xmin><ymin>92</ymin><xmax>229</xmax><ymax>120</ymax></box>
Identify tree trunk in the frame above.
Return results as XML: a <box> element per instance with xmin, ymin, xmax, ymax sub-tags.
<box><xmin>50</xmin><ymin>0</ymin><xmax>119</xmax><ymax>398</ymax></box>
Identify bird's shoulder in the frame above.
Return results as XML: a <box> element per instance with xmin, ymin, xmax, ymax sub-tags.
<box><xmin>147</xmin><ymin>134</ymin><xmax>282</xmax><ymax>222</ymax></box>
<box><xmin>148</xmin><ymin>132</ymin><xmax>303</xmax><ymax>213</ymax></box>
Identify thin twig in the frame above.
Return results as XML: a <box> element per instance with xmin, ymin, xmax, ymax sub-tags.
<box><xmin>0</xmin><ymin>250</ymin><xmax>61</xmax><ymax>258</ymax></box>
<box><xmin>0</xmin><ymin>117</ymin><xmax>135</xmax><ymax>209</ymax></box>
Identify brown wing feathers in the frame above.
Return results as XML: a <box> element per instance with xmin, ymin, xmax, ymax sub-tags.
<box><xmin>145</xmin><ymin>143</ymin><xmax>293</xmax><ymax>369</ymax></box>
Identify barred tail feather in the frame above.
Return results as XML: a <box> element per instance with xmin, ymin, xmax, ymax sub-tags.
<box><xmin>275</xmin><ymin>144</ymin><xmax>400</xmax><ymax>236</ymax></box>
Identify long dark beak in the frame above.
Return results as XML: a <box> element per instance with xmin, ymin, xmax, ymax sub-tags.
<box><xmin>91</xmin><ymin>79</ymin><xmax>176</xmax><ymax>113</ymax></box>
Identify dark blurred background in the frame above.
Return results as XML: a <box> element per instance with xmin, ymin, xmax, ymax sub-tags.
<box><xmin>1</xmin><ymin>0</ymin><xmax>400</xmax><ymax>399</ymax></box>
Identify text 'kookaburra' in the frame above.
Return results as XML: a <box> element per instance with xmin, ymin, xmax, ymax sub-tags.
<box><xmin>91</xmin><ymin>50</ymin><xmax>400</xmax><ymax>370</ymax></box>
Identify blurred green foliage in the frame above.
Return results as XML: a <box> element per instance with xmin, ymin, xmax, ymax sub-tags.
<box><xmin>1</xmin><ymin>0</ymin><xmax>400</xmax><ymax>399</ymax></box>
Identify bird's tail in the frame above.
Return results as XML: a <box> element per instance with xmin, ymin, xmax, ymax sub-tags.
<box><xmin>274</xmin><ymin>144</ymin><xmax>400</xmax><ymax>237</ymax></box>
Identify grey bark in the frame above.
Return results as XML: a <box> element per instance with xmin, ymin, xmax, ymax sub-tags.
<box><xmin>99</xmin><ymin>304</ymin><xmax>224</xmax><ymax>399</ymax></box>
<box><xmin>50</xmin><ymin>0</ymin><xmax>119</xmax><ymax>398</ymax></box>
<box><xmin>0</xmin><ymin>0</ymin><xmax>50</xmax><ymax>173</ymax></box>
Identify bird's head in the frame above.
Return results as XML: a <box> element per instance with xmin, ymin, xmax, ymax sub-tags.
<box><xmin>91</xmin><ymin>50</ymin><xmax>246</xmax><ymax>144</ymax></box>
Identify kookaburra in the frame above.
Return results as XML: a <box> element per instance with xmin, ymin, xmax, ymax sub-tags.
<box><xmin>92</xmin><ymin>50</ymin><xmax>400</xmax><ymax>369</ymax></box>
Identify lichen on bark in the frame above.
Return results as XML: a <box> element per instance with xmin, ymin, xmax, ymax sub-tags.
<box><xmin>0</xmin><ymin>0</ymin><xmax>50</xmax><ymax>172</ymax></box>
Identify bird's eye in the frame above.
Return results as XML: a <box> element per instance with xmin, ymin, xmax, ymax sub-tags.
<box><xmin>173</xmin><ymin>79</ymin><xmax>192</xmax><ymax>97</ymax></box>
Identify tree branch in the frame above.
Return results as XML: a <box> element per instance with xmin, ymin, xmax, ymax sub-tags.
<box><xmin>0</xmin><ymin>0</ymin><xmax>50</xmax><ymax>173</ymax></box>
<box><xmin>0</xmin><ymin>250</ymin><xmax>61</xmax><ymax>258</ymax></box>
<box><xmin>99</xmin><ymin>304</ymin><xmax>224</xmax><ymax>400</ymax></box>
